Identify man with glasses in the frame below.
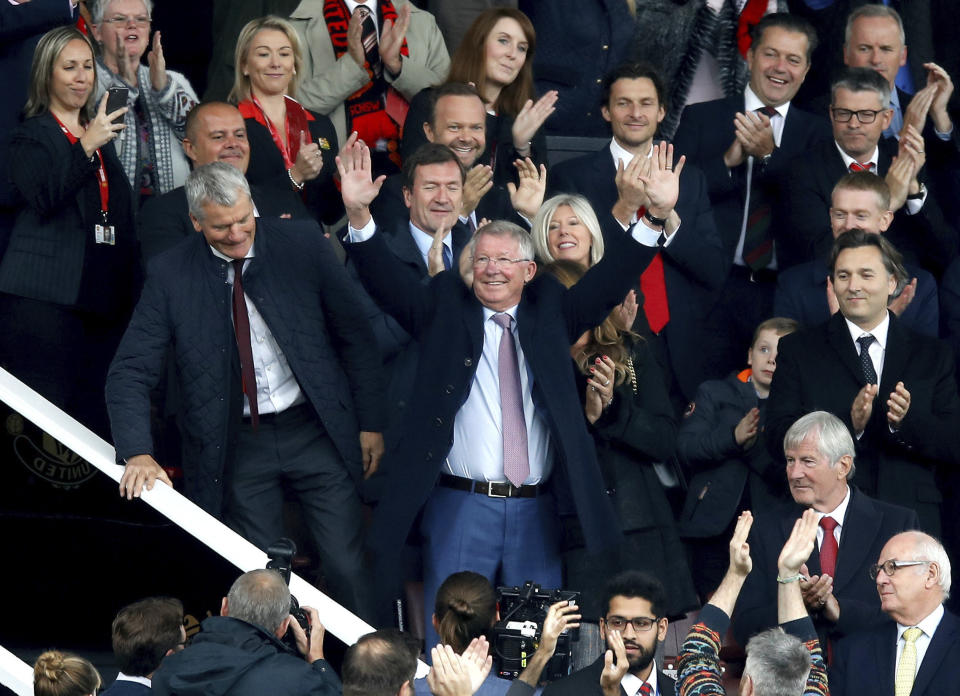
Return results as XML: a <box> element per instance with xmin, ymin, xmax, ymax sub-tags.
<box><xmin>543</xmin><ymin>571</ymin><xmax>673</xmax><ymax>696</ymax></box>
<box><xmin>830</xmin><ymin>530</ymin><xmax>958</xmax><ymax>696</ymax></box>
<box><xmin>733</xmin><ymin>411</ymin><xmax>917</xmax><ymax>652</ymax></box>
<box><xmin>784</xmin><ymin>67</ymin><xmax>954</xmax><ymax>277</ymax></box>
<box><xmin>338</xmin><ymin>136</ymin><xmax>668</xmax><ymax>647</ymax></box>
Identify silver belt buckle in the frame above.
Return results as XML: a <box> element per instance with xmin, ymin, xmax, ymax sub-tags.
<box><xmin>486</xmin><ymin>482</ymin><xmax>509</xmax><ymax>498</ymax></box>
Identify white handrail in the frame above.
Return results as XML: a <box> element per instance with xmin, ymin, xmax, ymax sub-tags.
<box><xmin>0</xmin><ymin>644</ymin><xmax>33</xmax><ymax>696</ymax></box>
<box><xmin>0</xmin><ymin>367</ymin><xmax>429</xmax><ymax>688</ymax></box>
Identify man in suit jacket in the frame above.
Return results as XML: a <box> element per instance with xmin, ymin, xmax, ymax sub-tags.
<box><xmin>107</xmin><ymin>163</ymin><xmax>385</xmax><ymax>618</ymax></box>
<box><xmin>830</xmin><ymin>530</ymin><xmax>959</xmax><ymax>696</ymax></box>
<box><xmin>550</xmin><ymin>62</ymin><xmax>725</xmax><ymax>402</ymax></box>
<box><xmin>766</xmin><ymin>230</ymin><xmax>960</xmax><ymax>536</ymax></box>
<box><xmin>784</xmin><ymin>67</ymin><xmax>955</xmax><ymax>276</ymax></box>
<box><xmin>671</xmin><ymin>12</ymin><xmax>831</xmax><ymax>380</ymax></box>
<box><xmin>100</xmin><ymin>597</ymin><xmax>185</xmax><ymax>696</ymax></box>
<box><xmin>372</xmin><ymin>82</ymin><xmax>543</xmax><ymax>231</ymax></box>
<box><xmin>733</xmin><ymin>411</ymin><xmax>919</xmax><ymax>647</ymax></box>
<box><xmin>139</xmin><ymin>102</ymin><xmax>307</xmax><ymax>262</ymax></box>
<box><xmin>339</xmin><ymin>136</ymin><xmax>668</xmax><ymax>646</ymax></box>
<box><xmin>543</xmin><ymin>572</ymin><xmax>675</xmax><ymax>696</ymax></box>
<box><xmin>775</xmin><ymin>171</ymin><xmax>939</xmax><ymax>337</ymax></box>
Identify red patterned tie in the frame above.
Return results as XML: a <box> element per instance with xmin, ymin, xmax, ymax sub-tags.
<box><xmin>232</xmin><ymin>259</ymin><xmax>259</xmax><ymax>428</ymax></box>
<box><xmin>637</xmin><ymin>207</ymin><xmax>670</xmax><ymax>333</ymax></box>
<box><xmin>819</xmin><ymin>516</ymin><xmax>839</xmax><ymax>578</ymax></box>
<box><xmin>848</xmin><ymin>162</ymin><xmax>875</xmax><ymax>172</ymax></box>
<box><xmin>639</xmin><ymin>683</ymin><xmax>653</xmax><ymax>696</ymax></box>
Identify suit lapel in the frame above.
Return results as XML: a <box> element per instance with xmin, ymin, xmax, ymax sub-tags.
<box><xmin>384</xmin><ymin>221</ymin><xmax>429</xmax><ymax>274</ymax></box>
<box><xmin>827</xmin><ymin>313</ymin><xmax>867</xmax><ymax>387</ymax></box>
<box><xmin>879</xmin><ymin>313</ymin><xmax>909</xmax><ymax>399</ymax></box>
<box><xmin>834</xmin><ymin>488</ymin><xmax>880</xmax><ymax>593</ymax></box>
<box><xmin>910</xmin><ymin>611</ymin><xmax>959</xmax><ymax>696</ymax></box>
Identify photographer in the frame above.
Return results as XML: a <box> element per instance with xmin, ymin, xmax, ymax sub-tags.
<box><xmin>151</xmin><ymin>569</ymin><xmax>339</xmax><ymax>696</ymax></box>
<box><xmin>419</xmin><ymin>572</ymin><xmax>580</xmax><ymax>695</ymax></box>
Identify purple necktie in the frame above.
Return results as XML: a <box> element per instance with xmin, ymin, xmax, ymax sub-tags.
<box><xmin>493</xmin><ymin>313</ymin><xmax>529</xmax><ymax>487</ymax></box>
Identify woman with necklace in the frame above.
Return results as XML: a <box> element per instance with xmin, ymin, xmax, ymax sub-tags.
<box><xmin>231</xmin><ymin>15</ymin><xmax>344</xmax><ymax>227</ymax></box>
<box><xmin>0</xmin><ymin>25</ymin><xmax>138</xmax><ymax>440</ymax></box>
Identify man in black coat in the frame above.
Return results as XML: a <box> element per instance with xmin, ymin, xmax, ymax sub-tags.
<box><xmin>830</xmin><ymin>530</ymin><xmax>959</xmax><ymax>696</ymax></box>
<box><xmin>543</xmin><ymin>572</ymin><xmax>675</xmax><ymax>696</ymax></box>
<box><xmin>732</xmin><ymin>411</ymin><xmax>919</xmax><ymax>648</ymax></box>
<box><xmin>107</xmin><ymin>162</ymin><xmax>384</xmax><ymax>617</ymax></box>
<box><xmin>152</xmin><ymin>570</ymin><xmax>339</xmax><ymax>696</ymax></box>
<box><xmin>766</xmin><ymin>230</ymin><xmax>960</xmax><ymax>536</ymax></box>
<box><xmin>550</xmin><ymin>62</ymin><xmax>726</xmax><ymax>403</ymax></box>
<box><xmin>339</xmin><ymin>136</ymin><xmax>667</xmax><ymax>648</ymax></box>
<box><xmin>100</xmin><ymin>597</ymin><xmax>185</xmax><ymax>696</ymax></box>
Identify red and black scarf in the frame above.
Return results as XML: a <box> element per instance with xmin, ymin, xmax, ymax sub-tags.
<box><xmin>237</xmin><ymin>95</ymin><xmax>315</xmax><ymax>170</ymax></box>
<box><xmin>323</xmin><ymin>0</ymin><xmax>409</xmax><ymax>162</ymax></box>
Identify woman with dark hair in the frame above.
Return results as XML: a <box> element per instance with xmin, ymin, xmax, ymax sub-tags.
<box><xmin>0</xmin><ymin>25</ymin><xmax>138</xmax><ymax>439</ymax></box>
<box><xmin>400</xmin><ymin>7</ymin><xmax>556</xmax><ymax>187</ymax></box>
<box><xmin>543</xmin><ymin>258</ymin><xmax>698</xmax><ymax>669</ymax></box>
<box><xmin>230</xmin><ymin>15</ymin><xmax>343</xmax><ymax>226</ymax></box>
<box><xmin>34</xmin><ymin>651</ymin><xmax>101</xmax><ymax>696</ymax></box>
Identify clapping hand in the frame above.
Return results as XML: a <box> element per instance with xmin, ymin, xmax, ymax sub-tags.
<box><xmin>461</xmin><ymin>165</ymin><xmax>493</xmax><ymax>217</ymax></box>
<box><xmin>147</xmin><ymin>31</ymin><xmax>169</xmax><ymax>92</ymax></box>
<box><xmin>777</xmin><ymin>508</ymin><xmax>819</xmax><ymax>578</ymax></box>
<box><xmin>638</xmin><ymin>141</ymin><xmax>685</xmax><ymax>223</ymax></box>
<box><xmin>734</xmin><ymin>110</ymin><xmax>776</xmax><ymax>159</ymax></box>
<box><xmin>611</xmin><ymin>289</ymin><xmax>638</xmax><ymax>333</ymax></box>
<box><xmin>507</xmin><ymin>157</ymin><xmax>547</xmax><ymax>219</ymax></box>
<box><xmin>511</xmin><ymin>91</ymin><xmax>558</xmax><ymax>153</ymax></box>
<box><xmin>585</xmin><ymin>355</ymin><xmax>615</xmax><ymax>424</ymax></box>
<box><xmin>427</xmin><ymin>221</ymin><xmax>451</xmax><ymax>277</ymax></box>
<box><xmin>728</xmin><ymin>510</ymin><xmax>753</xmax><ymax>578</ymax></box>
<box><xmin>734</xmin><ymin>408</ymin><xmax>760</xmax><ymax>449</ymax></box>
<box><xmin>380</xmin><ymin>3</ymin><xmax>411</xmax><ymax>76</ymax></box>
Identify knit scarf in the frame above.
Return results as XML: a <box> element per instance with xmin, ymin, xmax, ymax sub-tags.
<box><xmin>323</xmin><ymin>0</ymin><xmax>408</xmax><ymax>162</ymax></box>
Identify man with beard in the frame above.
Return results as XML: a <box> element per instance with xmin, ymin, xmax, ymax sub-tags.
<box><xmin>542</xmin><ymin>571</ymin><xmax>674</xmax><ymax>696</ymax></box>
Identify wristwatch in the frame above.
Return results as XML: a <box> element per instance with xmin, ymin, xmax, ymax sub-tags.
<box><xmin>643</xmin><ymin>209</ymin><xmax>667</xmax><ymax>228</ymax></box>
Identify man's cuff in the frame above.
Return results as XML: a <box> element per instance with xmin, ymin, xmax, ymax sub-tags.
<box><xmin>934</xmin><ymin>124</ymin><xmax>953</xmax><ymax>141</ymax></box>
<box><xmin>780</xmin><ymin>616</ymin><xmax>818</xmax><ymax>642</ymax></box>
<box><xmin>700</xmin><ymin>603</ymin><xmax>732</xmax><ymax>635</ymax></box>
<box><xmin>634</xmin><ymin>218</ymin><xmax>679</xmax><ymax>246</ymax></box>
<box><xmin>905</xmin><ymin>188</ymin><xmax>926</xmax><ymax>215</ymax></box>
<box><xmin>347</xmin><ymin>217</ymin><xmax>377</xmax><ymax>243</ymax></box>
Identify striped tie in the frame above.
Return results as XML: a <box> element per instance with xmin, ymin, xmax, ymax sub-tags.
<box><xmin>895</xmin><ymin>627</ymin><xmax>923</xmax><ymax>696</ymax></box>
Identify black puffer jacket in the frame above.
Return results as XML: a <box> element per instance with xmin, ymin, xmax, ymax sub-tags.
<box><xmin>152</xmin><ymin>616</ymin><xmax>340</xmax><ymax>696</ymax></box>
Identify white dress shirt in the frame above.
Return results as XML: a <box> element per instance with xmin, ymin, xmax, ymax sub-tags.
<box><xmin>845</xmin><ymin>313</ymin><xmax>890</xmax><ymax>386</ymax></box>
<box><xmin>346</xmin><ymin>0</ymin><xmax>378</xmax><ymax>29</ymax></box>
<box><xmin>895</xmin><ymin>603</ymin><xmax>945</xmax><ymax>674</ymax></box>
<box><xmin>835</xmin><ymin>142</ymin><xmax>925</xmax><ymax>214</ymax></box>
<box><xmin>211</xmin><ymin>244</ymin><xmax>305</xmax><ymax>417</ymax></box>
<box><xmin>409</xmin><ymin>222</ymin><xmax>453</xmax><ymax>269</ymax></box>
<box><xmin>114</xmin><ymin>673</ymin><xmax>152</xmax><ymax>687</ymax></box>
<box><xmin>815</xmin><ymin>485</ymin><xmax>850</xmax><ymax>552</ymax></box>
<box><xmin>621</xmin><ymin>659</ymin><xmax>659</xmax><ymax>696</ymax></box>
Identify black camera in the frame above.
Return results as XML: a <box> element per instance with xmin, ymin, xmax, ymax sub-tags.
<box><xmin>489</xmin><ymin>581</ymin><xmax>579</xmax><ymax>681</ymax></box>
<box><xmin>266</xmin><ymin>538</ymin><xmax>310</xmax><ymax>647</ymax></box>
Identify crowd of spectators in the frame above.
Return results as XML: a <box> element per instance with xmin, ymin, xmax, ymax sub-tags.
<box><xmin>3</xmin><ymin>1</ymin><xmax>960</xmax><ymax>695</ymax></box>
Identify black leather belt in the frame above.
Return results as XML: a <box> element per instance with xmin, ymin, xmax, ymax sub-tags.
<box><xmin>438</xmin><ymin>473</ymin><xmax>539</xmax><ymax>498</ymax></box>
<box><xmin>243</xmin><ymin>402</ymin><xmax>313</xmax><ymax>426</ymax></box>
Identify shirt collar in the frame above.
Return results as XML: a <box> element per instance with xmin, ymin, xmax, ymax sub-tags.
<box><xmin>744</xmin><ymin>85</ymin><xmax>791</xmax><ymax>120</ymax></box>
<box><xmin>209</xmin><ymin>241</ymin><xmax>255</xmax><ymax>264</ymax></box>
<box><xmin>115</xmin><ymin>673</ymin><xmax>152</xmax><ymax>687</ymax></box>
<box><xmin>835</xmin><ymin>141</ymin><xmax>880</xmax><ymax>171</ymax></box>
<box><xmin>844</xmin><ymin>311</ymin><xmax>890</xmax><ymax>351</ymax></box>
<box><xmin>409</xmin><ymin>222</ymin><xmax>452</xmax><ymax>261</ymax></box>
<box><xmin>620</xmin><ymin>660</ymin><xmax>658</xmax><ymax>696</ymax></box>
<box><xmin>609</xmin><ymin>138</ymin><xmax>652</xmax><ymax>170</ymax></box>
<box><xmin>817</xmin><ymin>484</ymin><xmax>851</xmax><ymax>528</ymax></box>
<box><xmin>346</xmin><ymin>0</ymin><xmax>377</xmax><ymax>24</ymax></box>
<box><xmin>897</xmin><ymin>603</ymin><xmax>945</xmax><ymax>642</ymax></box>
<box><xmin>483</xmin><ymin>304</ymin><xmax>519</xmax><ymax>325</ymax></box>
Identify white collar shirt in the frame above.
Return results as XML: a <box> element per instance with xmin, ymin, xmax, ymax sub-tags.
<box><xmin>844</xmin><ymin>312</ymin><xmax>890</xmax><ymax>385</ymax></box>
<box><xmin>620</xmin><ymin>660</ymin><xmax>659</xmax><ymax>696</ymax></box>
<box><xmin>896</xmin><ymin>603</ymin><xmax>945</xmax><ymax>674</ymax></box>
<box><xmin>346</xmin><ymin>0</ymin><xmax>378</xmax><ymax>30</ymax></box>
<box><xmin>409</xmin><ymin>222</ymin><xmax>453</xmax><ymax>270</ymax></box>
<box><xmin>815</xmin><ymin>485</ymin><xmax>850</xmax><ymax>551</ymax></box>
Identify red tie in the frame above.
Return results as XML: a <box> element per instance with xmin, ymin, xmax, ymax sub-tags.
<box><xmin>849</xmin><ymin>162</ymin><xmax>875</xmax><ymax>172</ymax></box>
<box><xmin>819</xmin><ymin>516</ymin><xmax>839</xmax><ymax>578</ymax></box>
<box><xmin>637</xmin><ymin>207</ymin><xmax>670</xmax><ymax>334</ymax></box>
<box><xmin>232</xmin><ymin>259</ymin><xmax>259</xmax><ymax>428</ymax></box>
<box><xmin>639</xmin><ymin>683</ymin><xmax>653</xmax><ymax>696</ymax></box>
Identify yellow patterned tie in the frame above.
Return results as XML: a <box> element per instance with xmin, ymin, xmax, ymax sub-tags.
<box><xmin>895</xmin><ymin>627</ymin><xmax>923</xmax><ymax>696</ymax></box>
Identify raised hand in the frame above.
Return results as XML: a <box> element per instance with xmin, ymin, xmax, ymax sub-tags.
<box><xmin>460</xmin><ymin>637</ymin><xmax>493</xmax><ymax>692</ymax></box>
<box><xmin>427</xmin><ymin>645</ymin><xmax>473</xmax><ymax>696</ymax></box>
<box><xmin>612</xmin><ymin>153</ymin><xmax>650</xmax><ymax>225</ymax></box>
<box><xmin>511</xmin><ymin>91</ymin><xmax>558</xmax><ymax>152</ymax></box>
<box><xmin>728</xmin><ymin>510</ymin><xmax>753</xmax><ymax>578</ymax></box>
<box><xmin>293</xmin><ymin>131</ymin><xmax>324</xmax><ymax>185</ymax></box>
<box><xmin>777</xmin><ymin>508</ymin><xmax>819</xmax><ymax>577</ymax></box>
<box><xmin>80</xmin><ymin>92</ymin><xmax>127</xmax><ymax>157</ymax></box>
<box><xmin>638</xmin><ymin>141</ymin><xmax>685</xmax><ymax>220</ymax></box>
<box><xmin>850</xmin><ymin>383</ymin><xmax>877</xmax><ymax>434</ymax></box>
<box><xmin>585</xmin><ymin>355</ymin><xmax>615</xmax><ymax>424</ymax></box>
<box><xmin>888</xmin><ymin>277</ymin><xmax>917</xmax><ymax>317</ymax></box>
<box><xmin>461</xmin><ymin>165</ymin><xmax>493</xmax><ymax>217</ymax></box>
<box><xmin>114</xmin><ymin>32</ymin><xmax>137</xmax><ymax>85</ymax></box>
<box><xmin>925</xmin><ymin>62</ymin><xmax>955</xmax><ymax>132</ymax></box>
<box><xmin>119</xmin><ymin>454</ymin><xmax>172</xmax><ymax>500</ymax></box>
<box><xmin>734</xmin><ymin>110</ymin><xmax>776</xmax><ymax>159</ymax></box>
<box><xmin>380</xmin><ymin>2</ymin><xmax>411</xmax><ymax>76</ymax></box>
<box><xmin>427</xmin><ymin>222</ymin><xmax>451</xmax><ymax>277</ymax></box>
<box><xmin>539</xmin><ymin>601</ymin><xmax>581</xmax><ymax>657</ymax></box>
<box><xmin>600</xmin><ymin>630</ymin><xmax>629</xmax><ymax>696</ymax></box>
<box><xmin>611</xmin><ymin>289</ymin><xmax>638</xmax><ymax>333</ymax></box>
<box><xmin>886</xmin><ymin>381</ymin><xmax>911</xmax><ymax>430</ymax></box>
<box><xmin>147</xmin><ymin>31</ymin><xmax>168</xmax><ymax>92</ymax></box>
<box><xmin>902</xmin><ymin>82</ymin><xmax>936</xmax><ymax>137</ymax></box>
<box><xmin>507</xmin><ymin>157</ymin><xmax>547</xmax><ymax>219</ymax></box>
<box><xmin>336</xmin><ymin>137</ymin><xmax>386</xmax><ymax>226</ymax></box>
<box><xmin>734</xmin><ymin>407</ymin><xmax>760</xmax><ymax>448</ymax></box>
<box><xmin>885</xmin><ymin>153</ymin><xmax>915</xmax><ymax>212</ymax></box>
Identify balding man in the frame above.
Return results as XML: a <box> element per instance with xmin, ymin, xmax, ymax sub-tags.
<box><xmin>139</xmin><ymin>101</ymin><xmax>307</xmax><ymax>261</ymax></box>
<box><xmin>152</xmin><ymin>569</ymin><xmax>339</xmax><ymax>696</ymax></box>
<box><xmin>830</xmin><ymin>531</ymin><xmax>959</xmax><ymax>696</ymax></box>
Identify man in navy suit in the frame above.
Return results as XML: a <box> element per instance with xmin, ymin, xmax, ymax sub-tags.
<box><xmin>100</xmin><ymin>597</ymin><xmax>185</xmax><ymax>696</ymax></box>
<box><xmin>733</xmin><ymin>411</ymin><xmax>919</xmax><ymax>648</ymax></box>
<box><xmin>775</xmin><ymin>171</ymin><xmax>939</xmax><ymax>337</ymax></box>
<box><xmin>550</xmin><ymin>62</ymin><xmax>726</xmax><ymax>403</ymax></box>
<box><xmin>339</xmin><ymin>136</ymin><xmax>669</xmax><ymax>651</ymax></box>
<box><xmin>830</xmin><ymin>530</ymin><xmax>959</xmax><ymax>696</ymax></box>
<box><xmin>672</xmin><ymin>13</ymin><xmax>831</xmax><ymax>380</ymax></box>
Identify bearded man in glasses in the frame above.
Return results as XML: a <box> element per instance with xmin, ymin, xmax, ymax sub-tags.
<box><xmin>783</xmin><ymin>66</ymin><xmax>955</xmax><ymax>277</ymax></box>
<box><xmin>830</xmin><ymin>530</ymin><xmax>957</xmax><ymax>696</ymax></box>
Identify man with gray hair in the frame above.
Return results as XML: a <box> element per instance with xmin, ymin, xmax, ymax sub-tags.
<box><xmin>151</xmin><ymin>569</ymin><xmax>339</xmax><ymax>696</ymax></box>
<box><xmin>830</xmin><ymin>530</ymin><xmax>959</xmax><ymax>696</ymax></box>
<box><xmin>107</xmin><ymin>161</ymin><xmax>385</xmax><ymax>618</ymax></box>
<box><xmin>672</xmin><ymin>509</ymin><xmax>828</xmax><ymax>696</ymax></box>
<box><xmin>733</xmin><ymin>411</ymin><xmax>918</xmax><ymax>653</ymax></box>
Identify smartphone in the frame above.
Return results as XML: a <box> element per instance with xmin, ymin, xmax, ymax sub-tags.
<box><xmin>105</xmin><ymin>86</ymin><xmax>128</xmax><ymax>123</ymax></box>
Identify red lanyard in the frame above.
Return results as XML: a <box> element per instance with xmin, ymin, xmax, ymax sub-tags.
<box><xmin>51</xmin><ymin>113</ymin><xmax>110</xmax><ymax>219</ymax></box>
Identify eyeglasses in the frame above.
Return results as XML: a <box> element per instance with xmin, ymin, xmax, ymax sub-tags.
<box><xmin>604</xmin><ymin>615</ymin><xmax>660</xmax><ymax>632</ymax></box>
<box><xmin>831</xmin><ymin>107</ymin><xmax>887</xmax><ymax>124</ymax></box>
<box><xmin>869</xmin><ymin>559</ymin><xmax>931</xmax><ymax>580</ymax></box>
<box><xmin>103</xmin><ymin>15</ymin><xmax>151</xmax><ymax>27</ymax></box>
<box><xmin>471</xmin><ymin>256</ymin><xmax>530</xmax><ymax>269</ymax></box>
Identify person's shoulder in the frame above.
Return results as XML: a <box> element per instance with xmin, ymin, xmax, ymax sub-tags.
<box><xmin>854</xmin><ymin>488</ymin><xmax>920</xmax><ymax>527</ymax></box>
<box><xmin>541</xmin><ymin>657</ymin><xmax>604</xmax><ymax>695</ymax></box>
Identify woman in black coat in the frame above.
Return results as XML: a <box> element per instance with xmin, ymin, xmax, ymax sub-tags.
<box><xmin>0</xmin><ymin>25</ymin><xmax>138</xmax><ymax>439</ymax></box>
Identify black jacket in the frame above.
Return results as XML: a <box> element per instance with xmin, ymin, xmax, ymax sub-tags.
<box><xmin>151</xmin><ymin>616</ymin><xmax>340</xmax><ymax>696</ymax></box>
<box><xmin>542</xmin><ymin>655</ymin><xmax>675</xmax><ymax>696</ymax></box>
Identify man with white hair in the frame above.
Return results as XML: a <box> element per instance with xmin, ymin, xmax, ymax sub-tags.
<box><xmin>830</xmin><ymin>531</ymin><xmax>959</xmax><ymax>696</ymax></box>
<box><xmin>733</xmin><ymin>411</ymin><xmax>918</xmax><ymax>651</ymax></box>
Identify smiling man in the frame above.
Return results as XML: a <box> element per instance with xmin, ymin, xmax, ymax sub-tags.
<box><xmin>107</xmin><ymin>162</ymin><xmax>385</xmax><ymax>621</ymax></box>
<box><xmin>830</xmin><ymin>530</ymin><xmax>959</xmax><ymax>696</ymax></box>
<box><xmin>765</xmin><ymin>230</ymin><xmax>960</xmax><ymax>540</ymax></box>
<box><xmin>732</xmin><ymin>411</ymin><xmax>917</xmax><ymax>650</ymax></box>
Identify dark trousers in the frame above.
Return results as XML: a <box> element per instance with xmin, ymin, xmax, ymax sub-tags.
<box><xmin>224</xmin><ymin>403</ymin><xmax>371</xmax><ymax>618</ymax></box>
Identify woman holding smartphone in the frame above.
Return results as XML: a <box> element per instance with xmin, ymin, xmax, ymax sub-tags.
<box><xmin>0</xmin><ymin>25</ymin><xmax>139</xmax><ymax>439</ymax></box>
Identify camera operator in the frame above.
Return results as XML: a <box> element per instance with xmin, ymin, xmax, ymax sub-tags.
<box><xmin>151</xmin><ymin>569</ymin><xmax>338</xmax><ymax>696</ymax></box>
<box><xmin>418</xmin><ymin>571</ymin><xmax>581</xmax><ymax>696</ymax></box>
